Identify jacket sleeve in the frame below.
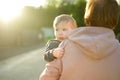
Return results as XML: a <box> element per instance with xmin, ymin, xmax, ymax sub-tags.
<box><xmin>44</xmin><ymin>40</ymin><xmax>61</xmax><ymax>62</ymax></box>
<box><xmin>40</xmin><ymin>59</ymin><xmax>62</xmax><ymax>80</ymax></box>
<box><xmin>44</xmin><ymin>50</ymin><xmax>56</xmax><ymax>62</ymax></box>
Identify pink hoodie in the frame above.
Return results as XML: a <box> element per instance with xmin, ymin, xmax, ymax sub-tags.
<box><xmin>40</xmin><ymin>27</ymin><xmax>120</xmax><ymax>80</ymax></box>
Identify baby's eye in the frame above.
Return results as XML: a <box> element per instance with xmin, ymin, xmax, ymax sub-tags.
<box><xmin>63</xmin><ymin>28</ymin><xmax>67</xmax><ymax>31</ymax></box>
<box><xmin>55</xmin><ymin>29</ymin><xmax>58</xmax><ymax>31</ymax></box>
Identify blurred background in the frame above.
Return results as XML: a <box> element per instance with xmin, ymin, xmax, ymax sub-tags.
<box><xmin>0</xmin><ymin>0</ymin><xmax>120</xmax><ymax>80</ymax></box>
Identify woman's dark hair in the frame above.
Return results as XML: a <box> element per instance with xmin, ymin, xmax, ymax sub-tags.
<box><xmin>84</xmin><ymin>0</ymin><xmax>120</xmax><ymax>29</ymax></box>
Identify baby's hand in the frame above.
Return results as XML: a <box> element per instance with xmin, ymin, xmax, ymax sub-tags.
<box><xmin>52</xmin><ymin>48</ymin><xmax>64</xmax><ymax>59</ymax></box>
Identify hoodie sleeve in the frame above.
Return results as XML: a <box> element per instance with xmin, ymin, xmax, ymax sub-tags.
<box><xmin>40</xmin><ymin>59</ymin><xmax>62</xmax><ymax>80</ymax></box>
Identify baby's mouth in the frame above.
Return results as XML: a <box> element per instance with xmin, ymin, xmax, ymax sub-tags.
<box><xmin>58</xmin><ymin>37</ymin><xmax>64</xmax><ymax>41</ymax></box>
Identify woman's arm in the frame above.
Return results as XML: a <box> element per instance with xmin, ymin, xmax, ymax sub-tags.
<box><xmin>40</xmin><ymin>59</ymin><xmax>62</xmax><ymax>80</ymax></box>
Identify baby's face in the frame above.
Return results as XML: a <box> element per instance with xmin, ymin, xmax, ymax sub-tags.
<box><xmin>54</xmin><ymin>22</ymin><xmax>76</xmax><ymax>41</ymax></box>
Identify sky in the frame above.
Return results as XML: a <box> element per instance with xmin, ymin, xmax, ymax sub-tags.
<box><xmin>0</xmin><ymin>0</ymin><xmax>46</xmax><ymax>22</ymax></box>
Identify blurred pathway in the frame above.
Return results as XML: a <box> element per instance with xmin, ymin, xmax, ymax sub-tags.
<box><xmin>0</xmin><ymin>44</ymin><xmax>46</xmax><ymax>80</ymax></box>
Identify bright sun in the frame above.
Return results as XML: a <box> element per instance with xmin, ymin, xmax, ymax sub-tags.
<box><xmin>0</xmin><ymin>0</ymin><xmax>46</xmax><ymax>22</ymax></box>
<box><xmin>0</xmin><ymin>7</ymin><xmax>22</xmax><ymax>22</ymax></box>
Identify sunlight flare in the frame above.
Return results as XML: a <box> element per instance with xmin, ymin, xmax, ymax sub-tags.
<box><xmin>0</xmin><ymin>0</ymin><xmax>46</xmax><ymax>22</ymax></box>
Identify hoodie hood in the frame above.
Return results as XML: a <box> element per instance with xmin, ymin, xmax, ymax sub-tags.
<box><xmin>66</xmin><ymin>27</ymin><xmax>119</xmax><ymax>59</ymax></box>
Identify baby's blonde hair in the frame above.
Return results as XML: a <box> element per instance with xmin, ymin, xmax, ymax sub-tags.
<box><xmin>53</xmin><ymin>14</ymin><xmax>77</xmax><ymax>28</ymax></box>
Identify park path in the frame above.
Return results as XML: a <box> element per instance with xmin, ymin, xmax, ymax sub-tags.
<box><xmin>0</xmin><ymin>45</ymin><xmax>46</xmax><ymax>80</ymax></box>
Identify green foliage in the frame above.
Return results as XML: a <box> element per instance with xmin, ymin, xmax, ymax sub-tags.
<box><xmin>44</xmin><ymin>36</ymin><xmax>55</xmax><ymax>42</ymax></box>
<box><xmin>114</xmin><ymin>17</ymin><xmax>120</xmax><ymax>35</ymax></box>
